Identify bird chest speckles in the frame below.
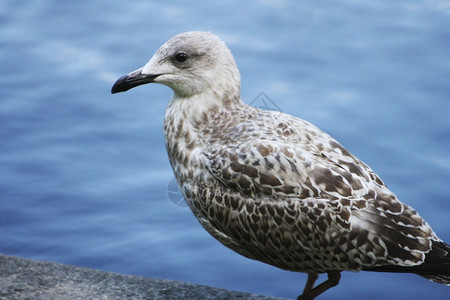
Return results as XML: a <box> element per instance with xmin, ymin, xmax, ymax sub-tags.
<box><xmin>163</xmin><ymin>113</ymin><xmax>202</xmax><ymax>171</ymax></box>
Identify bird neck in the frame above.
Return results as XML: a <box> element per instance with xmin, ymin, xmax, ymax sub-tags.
<box><xmin>164</xmin><ymin>88</ymin><xmax>242</xmax><ymax>133</ymax></box>
<box><xmin>163</xmin><ymin>90</ymin><xmax>243</xmax><ymax>174</ymax></box>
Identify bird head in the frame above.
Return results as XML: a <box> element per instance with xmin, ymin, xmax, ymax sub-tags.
<box><xmin>111</xmin><ymin>31</ymin><xmax>241</xmax><ymax>100</ymax></box>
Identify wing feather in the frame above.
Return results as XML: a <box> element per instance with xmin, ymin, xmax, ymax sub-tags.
<box><xmin>200</xmin><ymin>135</ymin><xmax>436</xmax><ymax>268</ymax></box>
<box><xmin>202</xmin><ymin>138</ymin><xmax>371</xmax><ymax>200</ymax></box>
<box><xmin>196</xmin><ymin>109</ymin><xmax>437</xmax><ymax>270</ymax></box>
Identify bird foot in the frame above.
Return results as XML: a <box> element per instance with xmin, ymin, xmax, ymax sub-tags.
<box><xmin>297</xmin><ymin>271</ymin><xmax>341</xmax><ymax>300</ymax></box>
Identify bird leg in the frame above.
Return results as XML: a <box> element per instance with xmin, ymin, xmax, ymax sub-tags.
<box><xmin>302</xmin><ymin>273</ymin><xmax>319</xmax><ymax>294</ymax></box>
<box><xmin>297</xmin><ymin>271</ymin><xmax>341</xmax><ymax>300</ymax></box>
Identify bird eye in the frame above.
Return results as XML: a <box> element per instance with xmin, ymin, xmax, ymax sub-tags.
<box><xmin>175</xmin><ymin>52</ymin><xmax>188</xmax><ymax>62</ymax></box>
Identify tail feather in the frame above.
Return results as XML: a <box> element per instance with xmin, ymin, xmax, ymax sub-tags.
<box><xmin>419</xmin><ymin>241</ymin><xmax>450</xmax><ymax>285</ymax></box>
<box><xmin>420</xmin><ymin>274</ymin><xmax>450</xmax><ymax>285</ymax></box>
<box><xmin>366</xmin><ymin>241</ymin><xmax>450</xmax><ymax>285</ymax></box>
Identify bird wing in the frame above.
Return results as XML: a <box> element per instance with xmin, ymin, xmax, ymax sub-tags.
<box><xmin>201</xmin><ymin>137</ymin><xmax>437</xmax><ymax>269</ymax></box>
<box><xmin>202</xmin><ymin>136</ymin><xmax>373</xmax><ymax>201</ymax></box>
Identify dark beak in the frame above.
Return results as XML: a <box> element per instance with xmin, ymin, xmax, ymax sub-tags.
<box><xmin>111</xmin><ymin>68</ymin><xmax>160</xmax><ymax>94</ymax></box>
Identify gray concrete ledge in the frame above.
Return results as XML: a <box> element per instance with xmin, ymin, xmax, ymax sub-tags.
<box><xmin>0</xmin><ymin>254</ymin><xmax>285</xmax><ymax>300</ymax></box>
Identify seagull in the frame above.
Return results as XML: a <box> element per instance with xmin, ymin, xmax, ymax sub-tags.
<box><xmin>111</xmin><ymin>31</ymin><xmax>449</xmax><ymax>299</ymax></box>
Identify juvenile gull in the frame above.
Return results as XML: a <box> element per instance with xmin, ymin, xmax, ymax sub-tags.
<box><xmin>112</xmin><ymin>31</ymin><xmax>450</xmax><ymax>299</ymax></box>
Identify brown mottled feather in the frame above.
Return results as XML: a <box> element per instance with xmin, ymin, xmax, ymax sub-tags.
<box><xmin>112</xmin><ymin>31</ymin><xmax>450</xmax><ymax>299</ymax></box>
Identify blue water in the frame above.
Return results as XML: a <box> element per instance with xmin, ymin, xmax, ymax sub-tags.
<box><xmin>1</xmin><ymin>1</ymin><xmax>449</xmax><ymax>299</ymax></box>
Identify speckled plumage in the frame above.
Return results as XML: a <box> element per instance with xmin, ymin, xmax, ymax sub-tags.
<box><xmin>112</xmin><ymin>31</ymin><xmax>449</xmax><ymax>299</ymax></box>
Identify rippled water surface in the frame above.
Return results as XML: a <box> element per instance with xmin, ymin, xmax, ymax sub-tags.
<box><xmin>1</xmin><ymin>1</ymin><xmax>449</xmax><ymax>299</ymax></box>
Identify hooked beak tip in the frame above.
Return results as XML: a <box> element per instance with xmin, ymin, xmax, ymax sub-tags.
<box><xmin>111</xmin><ymin>69</ymin><xmax>160</xmax><ymax>94</ymax></box>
